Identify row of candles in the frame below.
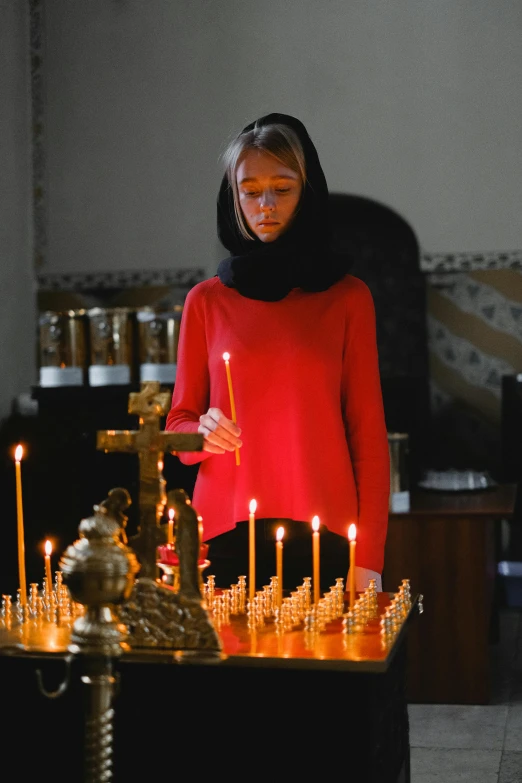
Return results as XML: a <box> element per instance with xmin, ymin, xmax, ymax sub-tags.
<box><xmin>223</xmin><ymin>351</ymin><xmax>358</xmax><ymax>606</ymax></box>
<box><xmin>162</xmin><ymin>498</ymin><xmax>357</xmax><ymax>609</ymax></box>
<box><xmin>247</xmin><ymin>499</ymin><xmax>357</xmax><ymax>608</ymax></box>
<box><xmin>13</xmin><ymin>444</ymin><xmax>56</xmax><ymax>606</ymax></box>
<box><xmin>13</xmin><ymin>441</ymin><xmax>358</xmax><ymax>610</ymax></box>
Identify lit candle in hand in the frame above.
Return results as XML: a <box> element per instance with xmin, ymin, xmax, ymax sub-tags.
<box><xmin>44</xmin><ymin>540</ymin><xmax>53</xmax><ymax>600</ymax></box>
<box><xmin>348</xmin><ymin>523</ymin><xmax>357</xmax><ymax>610</ymax></box>
<box><xmin>14</xmin><ymin>445</ymin><xmax>27</xmax><ymax>607</ymax></box>
<box><xmin>249</xmin><ymin>499</ymin><xmax>257</xmax><ymax>601</ymax></box>
<box><xmin>312</xmin><ymin>516</ymin><xmax>321</xmax><ymax>604</ymax></box>
<box><xmin>276</xmin><ymin>526</ymin><xmax>284</xmax><ymax>608</ymax></box>
<box><xmin>167</xmin><ymin>507</ymin><xmax>175</xmax><ymax>545</ymax></box>
<box><xmin>222</xmin><ymin>352</ymin><xmax>240</xmax><ymax>466</ymax></box>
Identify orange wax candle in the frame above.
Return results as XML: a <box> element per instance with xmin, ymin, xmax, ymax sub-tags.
<box><xmin>348</xmin><ymin>523</ymin><xmax>357</xmax><ymax>609</ymax></box>
<box><xmin>167</xmin><ymin>507</ymin><xmax>175</xmax><ymax>544</ymax></box>
<box><xmin>312</xmin><ymin>515</ymin><xmax>320</xmax><ymax>604</ymax></box>
<box><xmin>222</xmin><ymin>352</ymin><xmax>240</xmax><ymax>466</ymax></box>
<box><xmin>249</xmin><ymin>499</ymin><xmax>257</xmax><ymax>601</ymax></box>
<box><xmin>44</xmin><ymin>540</ymin><xmax>53</xmax><ymax>599</ymax></box>
<box><xmin>276</xmin><ymin>526</ymin><xmax>284</xmax><ymax>608</ymax></box>
<box><xmin>14</xmin><ymin>445</ymin><xmax>27</xmax><ymax>607</ymax></box>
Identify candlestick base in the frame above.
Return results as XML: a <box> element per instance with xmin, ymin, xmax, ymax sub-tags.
<box><xmin>158</xmin><ymin>559</ymin><xmax>211</xmax><ymax>593</ymax></box>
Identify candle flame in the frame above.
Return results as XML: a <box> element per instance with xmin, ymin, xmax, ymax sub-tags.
<box><xmin>14</xmin><ymin>444</ymin><xmax>23</xmax><ymax>462</ymax></box>
<box><xmin>312</xmin><ymin>515</ymin><xmax>320</xmax><ymax>532</ymax></box>
<box><xmin>157</xmin><ymin>460</ymin><xmax>164</xmax><ymax>472</ymax></box>
<box><xmin>222</xmin><ymin>351</ymin><xmax>230</xmax><ymax>361</ymax></box>
<box><xmin>168</xmin><ymin>507</ymin><xmax>175</xmax><ymax>521</ymax></box>
<box><xmin>249</xmin><ymin>498</ymin><xmax>257</xmax><ymax>514</ymax></box>
<box><xmin>44</xmin><ymin>540</ymin><xmax>52</xmax><ymax>556</ymax></box>
<box><xmin>348</xmin><ymin>523</ymin><xmax>357</xmax><ymax>542</ymax></box>
<box><xmin>276</xmin><ymin>526</ymin><xmax>285</xmax><ymax>542</ymax></box>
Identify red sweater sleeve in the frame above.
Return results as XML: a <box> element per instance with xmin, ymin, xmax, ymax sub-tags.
<box><xmin>342</xmin><ymin>280</ymin><xmax>390</xmax><ymax>573</ymax></box>
<box><xmin>165</xmin><ymin>284</ymin><xmax>212</xmax><ymax>466</ymax></box>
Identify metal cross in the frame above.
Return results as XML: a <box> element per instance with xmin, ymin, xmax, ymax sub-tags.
<box><xmin>97</xmin><ymin>381</ymin><xmax>203</xmax><ymax>578</ymax></box>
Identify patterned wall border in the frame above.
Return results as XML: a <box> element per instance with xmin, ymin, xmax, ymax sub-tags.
<box><xmin>36</xmin><ymin>267</ymin><xmax>206</xmax><ymax>291</ymax></box>
<box><xmin>421</xmin><ymin>250</ymin><xmax>522</xmax><ymax>273</ymax></box>
<box><xmin>29</xmin><ymin>0</ymin><xmax>46</xmax><ymax>269</ymax></box>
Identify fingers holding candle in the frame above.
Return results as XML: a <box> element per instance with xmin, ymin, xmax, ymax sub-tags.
<box><xmin>198</xmin><ymin>407</ymin><xmax>242</xmax><ymax>454</ymax></box>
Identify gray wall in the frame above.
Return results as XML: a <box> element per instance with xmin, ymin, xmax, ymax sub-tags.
<box><xmin>41</xmin><ymin>0</ymin><xmax>522</xmax><ymax>278</ymax></box>
<box><xmin>0</xmin><ymin>1</ymin><xmax>35</xmax><ymax>422</ymax></box>
<box><xmin>2</xmin><ymin>1</ymin><xmax>521</xmax><ymax>420</ymax></box>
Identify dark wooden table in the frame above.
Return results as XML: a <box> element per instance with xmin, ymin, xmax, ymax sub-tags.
<box><xmin>0</xmin><ymin>591</ymin><xmax>418</xmax><ymax>782</ymax></box>
<box><xmin>383</xmin><ymin>483</ymin><xmax>517</xmax><ymax>704</ymax></box>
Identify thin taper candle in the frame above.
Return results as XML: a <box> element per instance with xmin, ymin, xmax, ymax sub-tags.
<box><xmin>167</xmin><ymin>507</ymin><xmax>175</xmax><ymax>544</ymax></box>
<box><xmin>14</xmin><ymin>445</ymin><xmax>27</xmax><ymax>607</ymax></box>
<box><xmin>249</xmin><ymin>499</ymin><xmax>257</xmax><ymax>601</ymax></box>
<box><xmin>44</xmin><ymin>540</ymin><xmax>53</xmax><ymax>600</ymax></box>
<box><xmin>222</xmin><ymin>352</ymin><xmax>240</xmax><ymax>466</ymax></box>
<box><xmin>348</xmin><ymin>523</ymin><xmax>357</xmax><ymax>610</ymax></box>
<box><xmin>276</xmin><ymin>527</ymin><xmax>284</xmax><ymax>608</ymax></box>
<box><xmin>312</xmin><ymin>516</ymin><xmax>320</xmax><ymax>604</ymax></box>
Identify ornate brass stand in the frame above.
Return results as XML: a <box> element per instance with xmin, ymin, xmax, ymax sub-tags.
<box><xmin>119</xmin><ymin>487</ymin><xmax>222</xmax><ymax>659</ymax></box>
<box><xmin>59</xmin><ymin>488</ymin><xmax>140</xmax><ymax>782</ymax></box>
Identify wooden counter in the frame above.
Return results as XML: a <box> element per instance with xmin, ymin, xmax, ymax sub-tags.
<box><xmin>383</xmin><ymin>483</ymin><xmax>517</xmax><ymax>704</ymax></box>
<box><xmin>0</xmin><ymin>592</ymin><xmax>419</xmax><ymax>782</ymax></box>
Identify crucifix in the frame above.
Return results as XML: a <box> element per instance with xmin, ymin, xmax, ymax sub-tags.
<box><xmin>96</xmin><ymin>381</ymin><xmax>203</xmax><ymax>578</ymax></box>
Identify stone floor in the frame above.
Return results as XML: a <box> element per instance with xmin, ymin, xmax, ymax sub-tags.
<box><xmin>408</xmin><ymin>606</ymin><xmax>522</xmax><ymax>782</ymax></box>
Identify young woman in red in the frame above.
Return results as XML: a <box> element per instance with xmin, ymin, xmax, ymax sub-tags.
<box><xmin>166</xmin><ymin>113</ymin><xmax>390</xmax><ymax>594</ymax></box>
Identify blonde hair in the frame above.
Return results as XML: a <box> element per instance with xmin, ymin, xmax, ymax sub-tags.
<box><xmin>222</xmin><ymin>122</ymin><xmax>307</xmax><ymax>240</ymax></box>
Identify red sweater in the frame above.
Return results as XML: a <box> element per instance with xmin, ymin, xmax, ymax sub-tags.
<box><xmin>166</xmin><ymin>274</ymin><xmax>390</xmax><ymax>573</ymax></box>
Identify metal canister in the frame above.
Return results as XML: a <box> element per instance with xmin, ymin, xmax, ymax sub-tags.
<box><xmin>137</xmin><ymin>305</ymin><xmax>183</xmax><ymax>385</ymax></box>
<box><xmin>38</xmin><ymin>309</ymin><xmax>87</xmax><ymax>387</ymax></box>
<box><xmin>388</xmin><ymin>432</ymin><xmax>410</xmax><ymax>513</ymax></box>
<box><xmin>87</xmin><ymin>307</ymin><xmax>135</xmax><ymax>386</ymax></box>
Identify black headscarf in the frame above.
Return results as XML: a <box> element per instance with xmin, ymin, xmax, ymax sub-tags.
<box><xmin>216</xmin><ymin>113</ymin><xmax>352</xmax><ymax>301</ymax></box>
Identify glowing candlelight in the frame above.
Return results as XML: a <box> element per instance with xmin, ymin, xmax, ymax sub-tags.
<box><xmin>276</xmin><ymin>526</ymin><xmax>284</xmax><ymax>608</ymax></box>
<box><xmin>348</xmin><ymin>523</ymin><xmax>357</xmax><ymax>610</ymax></box>
<box><xmin>249</xmin><ymin>499</ymin><xmax>257</xmax><ymax>601</ymax></box>
<box><xmin>44</xmin><ymin>540</ymin><xmax>53</xmax><ymax>599</ymax></box>
<box><xmin>157</xmin><ymin>459</ymin><xmax>164</xmax><ymax>473</ymax></box>
<box><xmin>167</xmin><ymin>507</ymin><xmax>175</xmax><ymax>544</ymax></box>
<box><xmin>222</xmin><ymin>352</ymin><xmax>240</xmax><ymax>466</ymax></box>
<box><xmin>14</xmin><ymin>445</ymin><xmax>27</xmax><ymax>607</ymax></box>
<box><xmin>312</xmin><ymin>515</ymin><xmax>320</xmax><ymax>605</ymax></box>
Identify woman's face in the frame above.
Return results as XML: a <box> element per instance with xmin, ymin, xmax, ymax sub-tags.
<box><xmin>236</xmin><ymin>149</ymin><xmax>303</xmax><ymax>242</ymax></box>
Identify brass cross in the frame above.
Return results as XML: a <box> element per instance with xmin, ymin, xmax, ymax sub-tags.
<box><xmin>97</xmin><ymin>381</ymin><xmax>203</xmax><ymax>578</ymax></box>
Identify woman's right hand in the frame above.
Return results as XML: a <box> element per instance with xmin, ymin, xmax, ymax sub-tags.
<box><xmin>198</xmin><ymin>407</ymin><xmax>242</xmax><ymax>454</ymax></box>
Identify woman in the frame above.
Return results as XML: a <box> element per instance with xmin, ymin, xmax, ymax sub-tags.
<box><xmin>166</xmin><ymin>112</ymin><xmax>390</xmax><ymax>594</ymax></box>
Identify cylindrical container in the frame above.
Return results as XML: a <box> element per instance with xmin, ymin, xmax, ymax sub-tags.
<box><xmin>137</xmin><ymin>305</ymin><xmax>183</xmax><ymax>385</ymax></box>
<box><xmin>38</xmin><ymin>309</ymin><xmax>87</xmax><ymax>387</ymax></box>
<box><xmin>87</xmin><ymin>307</ymin><xmax>134</xmax><ymax>386</ymax></box>
<box><xmin>388</xmin><ymin>432</ymin><xmax>410</xmax><ymax>513</ymax></box>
